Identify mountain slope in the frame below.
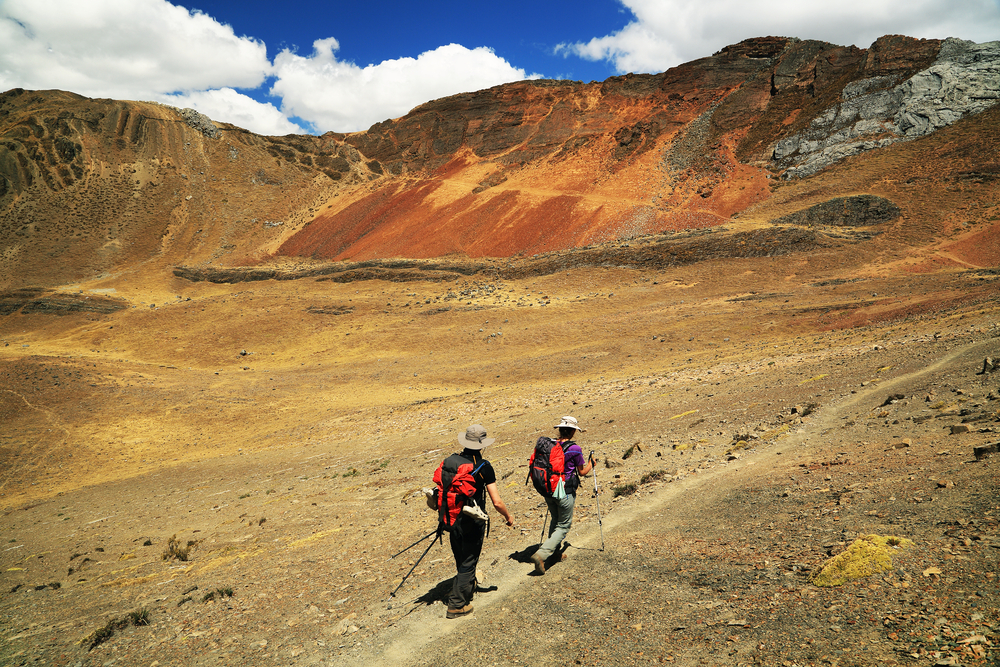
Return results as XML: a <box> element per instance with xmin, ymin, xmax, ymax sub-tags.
<box><xmin>0</xmin><ymin>35</ymin><xmax>997</xmax><ymax>288</ymax></box>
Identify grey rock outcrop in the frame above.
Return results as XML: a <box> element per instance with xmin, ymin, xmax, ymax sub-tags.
<box><xmin>179</xmin><ymin>108</ymin><xmax>220</xmax><ymax>139</ymax></box>
<box><xmin>774</xmin><ymin>38</ymin><xmax>1000</xmax><ymax>178</ymax></box>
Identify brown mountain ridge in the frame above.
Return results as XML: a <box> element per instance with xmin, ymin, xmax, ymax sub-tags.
<box><xmin>4</xmin><ymin>34</ymin><xmax>997</xmax><ymax>289</ymax></box>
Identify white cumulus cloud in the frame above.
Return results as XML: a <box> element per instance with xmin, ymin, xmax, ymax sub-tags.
<box><xmin>0</xmin><ymin>0</ymin><xmax>271</xmax><ymax>98</ymax></box>
<box><xmin>0</xmin><ymin>0</ymin><xmax>536</xmax><ymax>135</ymax></box>
<box><xmin>559</xmin><ymin>0</ymin><xmax>1000</xmax><ymax>74</ymax></box>
<box><xmin>271</xmin><ymin>39</ymin><xmax>538</xmax><ymax>133</ymax></box>
<box><xmin>0</xmin><ymin>0</ymin><xmax>300</xmax><ymax>135</ymax></box>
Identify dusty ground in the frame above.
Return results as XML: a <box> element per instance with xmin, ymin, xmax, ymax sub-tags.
<box><xmin>1</xmin><ymin>246</ymin><xmax>998</xmax><ymax>667</ymax></box>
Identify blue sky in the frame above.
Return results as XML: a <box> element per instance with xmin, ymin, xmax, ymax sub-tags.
<box><xmin>2</xmin><ymin>0</ymin><xmax>999</xmax><ymax>136</ymax></box>
<box><xmin>186</xmin><ymin>0</ymin><xmax>628</xmax><ymax>82</ymax></box>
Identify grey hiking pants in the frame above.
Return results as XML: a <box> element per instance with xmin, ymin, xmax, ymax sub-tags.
<box><xmin>536</xmin><ymin>492</ymin><xmax>575</xmax><ymax>561</ymax></box>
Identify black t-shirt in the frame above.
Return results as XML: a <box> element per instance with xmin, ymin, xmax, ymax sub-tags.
<box><xmin>460</xmin><ymin>448</ymin><xmax>496</xmax><ymax>508</ymax></box>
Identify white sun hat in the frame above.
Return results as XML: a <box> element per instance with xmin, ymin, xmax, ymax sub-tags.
<box><xmin>554</xmin><ymin>416</ymin><xmax>585</xmax><ymax>432</ymax></box>
<box><xmin>458</xmin><ymin>424</ymin><xmax>495</xmax><ymax>449</ymax></box>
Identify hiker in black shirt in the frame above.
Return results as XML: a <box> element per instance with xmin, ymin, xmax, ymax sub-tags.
<box><xmin>439</xmin><ymin>424</ymin><xmax>514</xmax><ymax>619</ymax></box>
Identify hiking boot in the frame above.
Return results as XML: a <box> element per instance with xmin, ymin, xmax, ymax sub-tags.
<box><xmin>531</xmin><ymin>552</ymin><xmax>546</xmax><ymax>574</ymax></box>
<box><xmin>446</xmin><ymin>604</ymin><xmax>473</xmax><ymax>619</ymax></box>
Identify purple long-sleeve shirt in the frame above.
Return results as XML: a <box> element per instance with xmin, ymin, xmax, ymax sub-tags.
<box><xmin>560</xmin><ymin>440</ymin><xmax>586</xmax><ymax>482</ymax></box>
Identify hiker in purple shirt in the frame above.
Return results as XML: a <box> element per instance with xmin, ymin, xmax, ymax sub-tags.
<box><xmin>532</xmin><ymin>416</ymin><xmax>594</xmax><ymax>574</ymax></box>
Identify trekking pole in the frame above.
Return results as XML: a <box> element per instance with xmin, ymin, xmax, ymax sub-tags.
<box><xmin>539</xmin><ymin>508</ymin><xmax>549</xmax><ymax>545</ymax></box>
<box><xmin>590</xmin><ymin>452</ymin><xmax>605</xmax><ymax>551</ymax></box>
<box><xmin>390</xmin><ymin>532</ymin><xmax>440</xmax><ymax>597</ymax></box>
<box><xmin>389</xmin><ymin>529</ymin><xmax>437</xmax><ymax>560</ymax></box>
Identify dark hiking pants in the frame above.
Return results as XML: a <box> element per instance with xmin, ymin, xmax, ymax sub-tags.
<box><xmin>448</xmin><ymin>515</ymin><xmax>485</xmax><ymax>609</ymax></box>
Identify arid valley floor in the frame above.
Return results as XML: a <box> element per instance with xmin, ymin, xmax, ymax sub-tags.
<box><xmin>1</xmin><ymin>250</ymin><xmax>998</xmax><ymax>667</ymax></box>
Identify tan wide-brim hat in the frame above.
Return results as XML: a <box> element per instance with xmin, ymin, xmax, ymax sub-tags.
<box><xmin>458</xmin><ymin>424</ymin><xmax>495</xmax><ymax>450</ymax></box>
<box><xmin>554</xmin><ymin>416</ymin><xmax>585</xmax><ymax>432</ymax></box>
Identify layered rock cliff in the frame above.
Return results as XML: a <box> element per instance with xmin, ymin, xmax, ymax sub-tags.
<box><xmin>1</xmin><ymin>35</ymin><xmax>999</xmax><ymax>288</ymax></box>
<box><xmin>774</xmin><ymin>38</ymin><xmax>1000</xmax><ymax>177</ymax></box>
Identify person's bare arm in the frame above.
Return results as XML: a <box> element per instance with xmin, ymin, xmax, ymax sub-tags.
<box><xmin>486</xmin><ymin>483</ymin><xmax>514</xmax><ymax>526</ymax></box>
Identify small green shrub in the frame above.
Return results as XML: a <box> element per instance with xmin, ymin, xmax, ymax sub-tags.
<box><xmin>640</xmin><ymin>470</ymin><xmax>667</xmax><ymax>484</ymax></box>
<box><xmin>85</xmin><ymin>608</ymin><xmax>150</xmax><ymax>650</ymax></box>
<box><xmin>203</xmin><ymin>587</ymin><xmax>234</xmax><ymax>602</ymax></box>
<box><xmin>86</xmin><ymin>622</ymin><xmax>116</xmax><ymax>650</ymax></box>
<box><xmin>162</xmin><ymin>535</ymin><xmax>197</xmax><ymax>562</ymax></box>
<box><xmin>127</xmin><ymin>608</ymin><xmax>150</xmax><ymax>626</ymax></box>
<box><xmin>612</xmin><ymin>483</ymin><xmax>638</xmax><ymax>498</ymax></box>
<box><xmin>342</xmin><ymin>468</ymin><xmax>360</xmax><ymax>478</ymax></box>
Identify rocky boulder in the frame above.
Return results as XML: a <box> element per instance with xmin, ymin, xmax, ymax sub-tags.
<box><xmin>179</xmin><ymin>107</ymin><xmax>219</xmax><ymax>138</ymax></box>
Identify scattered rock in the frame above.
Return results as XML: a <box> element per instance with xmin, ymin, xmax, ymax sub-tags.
<box><xmin>950</xmin><ymin>424</ymin><xmax>972</xmax><ymax>434</ymax></box>
<box><xmin>978</xmin><ymin>357</ymin><xmax>998</xmax><ymax>374</ymax></box>
<box><xmin>973</xmin><ymin>443</ymin><xmax>999</xmax><ymax>460</ymax></box>
<box><xmin>882</xmin><ymin>393</ymin><xmax>907</xmax><ymax>406</ymax></box>
<box><xmin>812</xmin><ymin>535</ymin><xmax>913</xmax><ymax>587</ymax></box>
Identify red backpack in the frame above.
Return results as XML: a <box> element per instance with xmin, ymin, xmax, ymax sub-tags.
<box><xmin>527</xmin><ymin>436</ymin><xmax>565</xmax><ymax>497</ymax></box>
<box><xmin>433</xmin><ymin>453</ymin><xmax>486</xmax><ymax>531</ymax></box>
